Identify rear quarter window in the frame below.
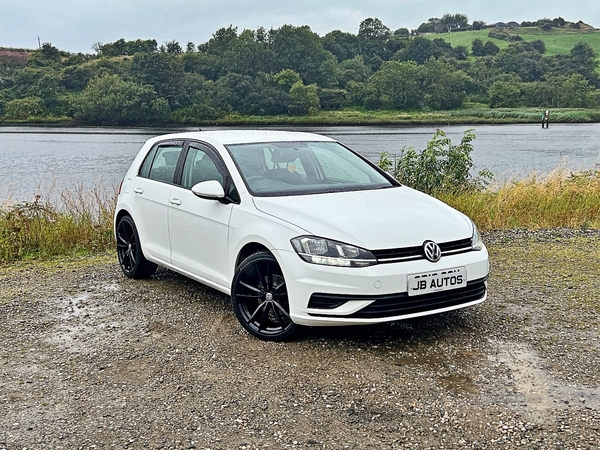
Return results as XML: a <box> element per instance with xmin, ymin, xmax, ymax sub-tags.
<box><xmin>138</xmin><ymin>143</ymin><xmax>184</xmax><ymax>183</ymax></box>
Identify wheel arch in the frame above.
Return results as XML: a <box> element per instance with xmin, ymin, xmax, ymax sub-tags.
<box><xmin>115</xmin><ymin>208</ymin><xmax>131</xmax><ymax>224</ymax></box>
<box><xmin>235</xmin><ymin>242</ymin><xmax>272</xmax><ymax>269</ymax></box>
<box><xmin>114</xmin><ymin>209</ymin><xmax>133</xmax><ymax>237</ymax></box>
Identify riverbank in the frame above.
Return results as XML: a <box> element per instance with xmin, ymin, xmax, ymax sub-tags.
<box><xmin>1</xmin><ymin>167</ymin><xmax>599</xmax><ymax>264</ymax></box>
<box><xmin>3</xmin><ymin>106</ymin><xmax>600</xmax><ymax>127</ymax></box>
<box><xmin>1</xmin><ymin>229</ymin><xmax>599</xmax><ymax>449</ymax></box>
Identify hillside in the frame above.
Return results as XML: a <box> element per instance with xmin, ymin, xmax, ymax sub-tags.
<box><xmin>426</xmin><ymin>26</ymin><xmax>600</xmax><ymax>58</ymax></box>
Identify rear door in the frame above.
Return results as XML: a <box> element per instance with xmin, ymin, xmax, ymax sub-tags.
<box><xmin>132</xmin><ymin>140</ymin><xmax>184</xmax><ymax>264</ymax></box>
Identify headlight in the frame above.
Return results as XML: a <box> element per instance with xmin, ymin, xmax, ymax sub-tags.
<box><xmin>471</xmin><ymin>221</ymin><xmax>484</xmax><ymax>251</ymax></box>
<box><xmin>291</xmin><ymin>236</ymin><xmax>377</xmax><ymax>267</ymax></box>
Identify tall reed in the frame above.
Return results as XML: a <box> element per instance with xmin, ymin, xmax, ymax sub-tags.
<box><xmin>0</xmin><ymin>184</ymin><xmax>116</xmax><ymax>263</ymax></box>
<box><xmin>439</xmin><ymin>169</ymin><xmax>600</xmax><ymax>230</ymax></box>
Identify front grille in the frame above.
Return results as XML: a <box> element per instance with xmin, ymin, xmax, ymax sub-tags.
<box><xmin>371</xmin><ymin>238</ymin><xmax>473</xmax><ymax>263</ymax></box>
<box><xmin>307</xmin><ymin>277</ymin><xmax>487</xmax><ymax>319</ymax></box>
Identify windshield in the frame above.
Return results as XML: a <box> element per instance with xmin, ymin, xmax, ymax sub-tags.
<box><xmin>226</xmin><ymin>141</ymin><xmax>397</xmax><ymax>196</ymax></box>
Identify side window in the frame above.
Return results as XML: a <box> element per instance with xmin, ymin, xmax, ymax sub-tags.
<box><xmin>147</xmin><ymin>144</ymin><xmax>184</xmax><ymax>183</ymax></box>
<box><xmin>139</xmin><ymin>147</ymin><xmax>157</xmax><ymax>178</ymax></box>
<box><xmin>181</xmin><ymin>146</ymin><xmax>224</xmax><ymax>189</ymax></box>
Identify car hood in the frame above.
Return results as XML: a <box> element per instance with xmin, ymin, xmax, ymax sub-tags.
<box><xmin>252</xmin><ymin>186</ymin><xmax>473</xmax><ymax>250</ymax></box>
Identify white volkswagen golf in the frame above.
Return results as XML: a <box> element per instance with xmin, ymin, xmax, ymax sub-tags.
<box><xmin>115</xmin><ymin>130</ymin><xmax>489</xmax><ymax>340</ymax></box>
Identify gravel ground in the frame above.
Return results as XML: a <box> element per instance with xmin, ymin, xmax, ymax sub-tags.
<box><xmin>1</xmin><ymin>229</ymin><xmax>599</xmax><ymax>449</ymax></box>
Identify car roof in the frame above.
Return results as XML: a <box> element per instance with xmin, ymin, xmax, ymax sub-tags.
<box><xmin>146</xmin><ymin>130</ymin><xmax>337</xmax><ymax>147</ymax></box>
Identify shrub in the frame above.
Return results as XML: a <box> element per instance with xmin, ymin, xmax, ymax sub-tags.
<box><xmin>378</xmin><ymin>129</ymin><xmax>493</xmax><ymax>195</ymax></box>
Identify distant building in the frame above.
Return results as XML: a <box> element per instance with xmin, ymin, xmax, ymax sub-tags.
<box><xmin>490</xmin><ymin>21</ymin><xmax>520</xmax><ymax>28</ymax></box>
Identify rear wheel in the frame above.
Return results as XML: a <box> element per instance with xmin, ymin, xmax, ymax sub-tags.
<box><xmin>231</xmin><ymin>252</ymin><xmax>299</xmax><ymax>341</ymax></box>
<box><xmin>116</xmin><ymin>215</ymin><xmax>157</xmax><ymax>279</ymax></box>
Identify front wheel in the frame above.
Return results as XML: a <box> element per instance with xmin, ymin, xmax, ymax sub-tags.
<box><xmin>231</xmin><ymin>252</ymin><xmax>299</xmax><ymax>341</ymax></box>
<box><xmin>116</xmin><ymin>215</ymin><xmax>157</xmax><ymax>279</ymax></box>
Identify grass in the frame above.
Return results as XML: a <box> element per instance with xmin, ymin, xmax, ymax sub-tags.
<box><xmin>0</xmin><ymin>184</ymin><xmax>116</xmax><ymax>263</ymax></box>
<box><xmin>197</xmin><ymin>107</ymin><xmax>600</xmax><ymax>126</ymax></box>
<box><xmin>426</xmin><ymin>26</ymin><xmax>600</xmax><ymax>59</ymax></box>
<box><xmin>439</xmin><ymin>169</ymin><xmax>600</xmax><ymax>230</ymax></box>
<box><xmin>0</xmin><ymin>168</ymin><xmax>598</xmax><ymax>264</ymax></box>
<box><xmin>5</xmin><ymin>107</ymin><xmax>600</xmax><ymax>126</ymax></box>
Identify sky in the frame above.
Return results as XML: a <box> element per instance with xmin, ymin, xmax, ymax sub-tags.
<box><xmin>1</xmin><ymin>0</ymin><xmax>598</xmax><ymax>54</ymax></box>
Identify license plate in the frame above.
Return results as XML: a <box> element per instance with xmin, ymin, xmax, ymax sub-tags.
<box><xmin>407</xmin><ymin>267</ymin><xmax>467</xmax><ymax>296</ymax></box>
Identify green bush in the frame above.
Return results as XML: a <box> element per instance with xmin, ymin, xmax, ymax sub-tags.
<box><xmin>378</xmin><ymin>129</ymin><xmax>493</xmax><ymax>195</ymax></box>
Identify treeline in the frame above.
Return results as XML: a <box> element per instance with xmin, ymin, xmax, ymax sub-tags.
<box><xmin>0</xmin><ymin>16</ymin><xmax>599</xmax><ymax>125</ymax></box>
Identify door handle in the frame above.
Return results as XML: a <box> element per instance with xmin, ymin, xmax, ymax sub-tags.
<box><xmin>170</xmin><ymin>198</ymin><xmax>182</xmax><ymax>206</ymax></box>
<box><xmin>133</xmin><ymin>187</ymin><xmax>143</xmax><ymax>194</ymax></box>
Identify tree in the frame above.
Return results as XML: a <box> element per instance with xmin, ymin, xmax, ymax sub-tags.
<box><xmin>163</xmin><ymin>40</ymin><xmax>183</xmax><ymax>54</ymax></box>
<box><xmin>130</xmin><ymin>52</ymin><xmax>185</xmax><ymax>108</ymax></box>
<box><xmin>3</xmin><ymin>97</ymin><xmax>45</xmax><ymax>120</ymax></box>
<box><xmin>570</xmin><ymin>42</ymin><xmax>598</xmax><ymax>72</ymax></box>
<box><xmin>223</xmin><ymin>28</ymin><xmax>275</xmax><ymax>77</ymax></box>
<box><xmin>97</xmin><ymin>39</ymin><xmax>158</xmax><ymax>56</ymax></box>
<box><xmin>213</xmin><ymin>72</ymin><xmax>254</xmax><ymax>111</ymax></box>
<box><xmin>40</xmin><ymin>43</ymin><xmax>61</xmax><ymax>61</ymax></box>
<box><xmin>171</xmin><ymin>73</ymin><xmax>223</xmax><ymax>122</ymax></box>
<box><xmin>417</xmin><ymin>18</ymin><xmax>442</xmax><ymax>34</ymax></box>
<box><xmin>472</xmin><ymin>20</ymin><xmax>486</xmax><ymax>30</ymax></box>
<box><xmin>322</xmin><ymin>30</ymin><xmax>359</xmax><ymax>62</ymax></box>
<box><xmin>527</xmin><ymin>40</ymin><xmax>546</xmax><ymax>54</ymax></box>
<box><xmin>494</xmin><ymin>45</ymin><xmax>546</xmax><ymax>81</ymax></box>
<box><xmin>488</xmin><ymin>80</ymin><xmax>521</xmax><ymax>107</ymax></box>
<box><xmin>271</xmin><ymin>25</ymin><xmax>333</xmax><ymax>85</ymax></box>
<box><xmin>274</xmin><ymin>69</ymin><xmax>302</xmax><ymax>91</ymax></box>
<box><xmin>288</xmin><ymin>81</ymin><xmax>320</xmax><ymax>115</ymax></box>
<box><xmin>73</xmin><ymin>74</ymin><xmax>169</xmax><ymax>124</ymax></box>
<box><xmin>358</xmin><ymin>18</ymin><xmax>391</xmax><ymax>39</ymax></box>
<box><xmin>358</xmin><ymin>18</ymin><xmax>396</xmax><ymax>70</ymax></box>
<box><xmin>440</xmin><ymin>13</ymin><xmax>469</xmax><ymax>30</ymax></box>
<box><xmin>394</xmin><ymin>37</ymin><xmax>442</xmax><ymax>64</ymax></box>
<box><xmin>393</xmin><ymin>28</ymin><xmax>410</xmax><ymax>38</ymax></box>
<box><xmin>367</xmin><ymin>60</ymin><xmax>421</xmax><ymax>109</ymax></box>
<box><xmin>560</xmin><ymin>73</ymin><xmax>593</xmax><ymax>107</ymax></box>
<box><xmin>483</xmin><ymin>41</ymin><xmax>500</xmax><ymax>56</ymax></box>
<box><xmin>472</xmin><ymin>39</ymin><xmax>485</xmax><ymax>57</ymax></box>
<box><xmin>318</xmin><ymin>88</ymin><xmax>347</xmax><ymax>110</ymax></box>
<box><xmin>339</xmin><ymin>56</ymin><xmax>372</xmax><ymax>86</ymax></box>
<box><xmin>240</xmin><ymin>78</ymin><xmax>290</xmax><ymax>115</ymax></box>
<box><xmin>200</xmin><ymin>26</ymin><xmax>238</xmax><ymax>55</ymax></box>
<box><xmin>181</xmin><ymin>52</ymin><xmax>223</xmax><ymax>81</ymax></box>
<box><xmin>185</xmin><ymin>41</ymin><xmax>196</xmax><ymax>53</ymax></box>
<box><xmin>419</xmin><ymin>59</ymin><xmax>470</xmax><ymax>109</ymax></box>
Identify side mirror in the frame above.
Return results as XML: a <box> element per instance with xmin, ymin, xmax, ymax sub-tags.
<box><xmin>191</xmin><ymin>180</ymin><xmax>225</xmax><ymax>200</ymax></box>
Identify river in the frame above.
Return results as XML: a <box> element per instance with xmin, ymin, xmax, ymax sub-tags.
<box><xmin>1</xmin><ymin>124</ymin><xmax>599</xmax><ymax>201</ymax></box>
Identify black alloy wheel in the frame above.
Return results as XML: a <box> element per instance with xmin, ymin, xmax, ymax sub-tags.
<box><xmin>116</xmin><ymin>215</ymin><xmax>157</xmax><ymax>279</ymax></box>
<box><xmin>231</xmin><ymin>252</ymin><xmax>299</xmax><ymax>341</ymax></box>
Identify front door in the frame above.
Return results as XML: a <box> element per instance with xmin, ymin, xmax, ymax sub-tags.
<box><xmin>168</xmin><ymin>143</ymin><xmax>233</xmax><ymax>290</ymax></box>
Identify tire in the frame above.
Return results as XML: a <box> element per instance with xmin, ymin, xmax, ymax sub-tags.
<box><xmin>231</xmin><ymin>252</ymin><xmax>299</xmax><ymax>341</ymax></box>
<box><xmin>116</xmin><ymin>215</ymin><xmax>157</xmax><ymax>279</ymax></box>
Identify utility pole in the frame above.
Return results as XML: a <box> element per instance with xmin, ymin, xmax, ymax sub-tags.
<box><xmin>37</xmin><ymin>36</ymin><xmax>41</xmax><ymax>49</ymax></box>
<box><xmin>447</xmin><ymin>24</ymin><xmax>455</xmax><ymax>44</ymax></box>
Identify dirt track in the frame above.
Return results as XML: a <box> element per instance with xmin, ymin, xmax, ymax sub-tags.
<box><xmin>1</xmin><ymin>229</ymin><xmax>599</xmax><ymax>449</ymax></box>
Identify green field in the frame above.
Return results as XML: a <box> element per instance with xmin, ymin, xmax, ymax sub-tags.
<box><xmin>427</xmin><ymin>27</ymin><xmax>600</xmax><ymax>58</ymax></box>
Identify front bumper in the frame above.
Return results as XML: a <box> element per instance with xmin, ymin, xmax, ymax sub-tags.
<box><xmin>275</xmin><ymin>246</ymin><xmax>489</xmax><ymax>327</ymax></box>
